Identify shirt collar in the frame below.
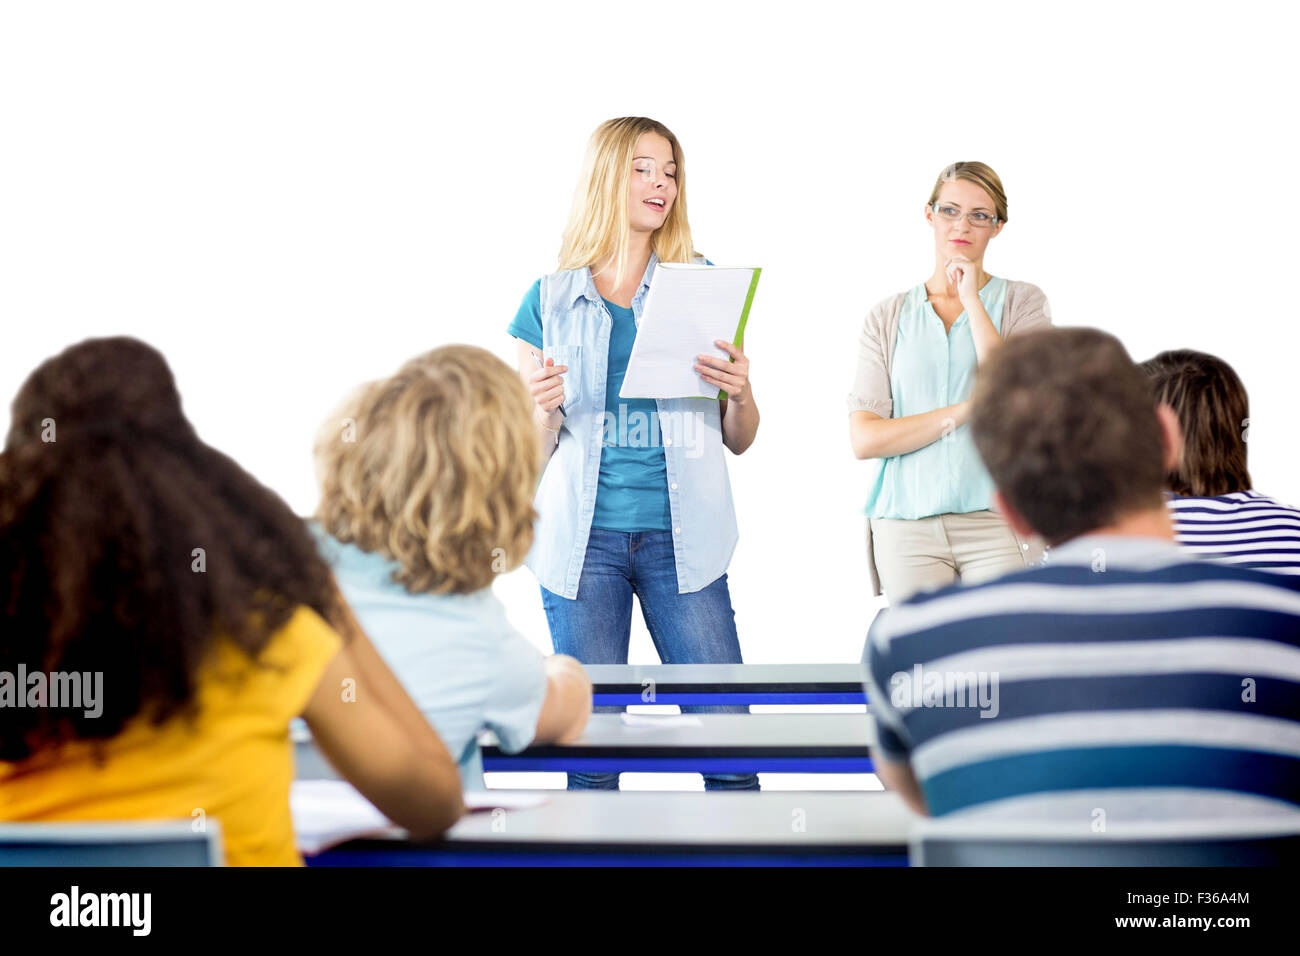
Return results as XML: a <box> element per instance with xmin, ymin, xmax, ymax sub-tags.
<box><xmin>572</xmin><ymin>251</ymin><xmax>659</xmax><ymax>306</ymax></box>
<box><xmin>913</xmin><ymin>274</ymin><xmax>1003</xmax><ymax>306</ymax></box>
<box><xmin>1044</xmin><ymin>533</ymin><xmax>1187</xmax><ymax>570</ymax></box>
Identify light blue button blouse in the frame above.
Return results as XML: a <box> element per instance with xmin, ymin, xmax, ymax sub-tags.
<box><xmin>509</xmin><ymin>284</ymin><xmax>673</xmax><ymax>533</ymax></box>
<box><xmin>863</xmin><ymin>276</ymin><xmax>1007</xmax><ymax>520</ymax></box>
<box><xmin>524</xmin><ymin>252</ymin><xmax>739</xmax><ymax>600</ymax></box>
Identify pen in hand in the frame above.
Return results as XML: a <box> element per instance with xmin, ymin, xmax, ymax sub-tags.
<box><xmin>530</xmin><ymin>350</ymin><xmax>566</xmax><ymax>418</ymax></box>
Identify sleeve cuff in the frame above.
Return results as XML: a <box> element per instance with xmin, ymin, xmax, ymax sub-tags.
<box><xmin>507</xmin><ymin>326</ymin><xmax>543</xmax><ymax>350</ymax></box>
<box><xmin>847</xmin><ymin>395</ymin><xmax>892</xmax><ymax>416</ymax></box>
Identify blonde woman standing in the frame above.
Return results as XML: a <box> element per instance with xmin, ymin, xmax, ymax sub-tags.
<box><xmin>507</xmin><ymin>116</ymin><xmax>760</xmax><ymax>791</ymax></box>
<box><xmin>848</xmin><ymin>162</ymin><xmax>1050</xmax><ymax>604</ymax></box>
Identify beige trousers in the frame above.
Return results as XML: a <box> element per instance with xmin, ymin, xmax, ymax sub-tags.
<box><xmin>869</xmin><ymin>509</ymin><xmax>1045</xmax><ymax>605</ymax></box>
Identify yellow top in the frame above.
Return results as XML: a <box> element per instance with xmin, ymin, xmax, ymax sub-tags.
<box><xmin>0</xmin><ymin>605</ymin><xmax>342</xmax><ymax>866</ymax></box>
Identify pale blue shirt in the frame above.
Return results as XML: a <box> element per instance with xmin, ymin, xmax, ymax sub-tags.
<box><xmin>864</xmin><ymin>276</ymin><xmax>1007</xmax><ymax>520</ymax></box>
<box><xmin>526</xmin><ymin>252</ymin><xmax>740</xmax><ymax>599</ymax></box>
<box><xmin>309</xmin><ymin>524</ymin><xmax>548</xmax><ymax>789</ymax></box>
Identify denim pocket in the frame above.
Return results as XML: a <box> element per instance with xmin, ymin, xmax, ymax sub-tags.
<box><xmin>543</xmin><ymin>344</ymin><xmax>582</xmax><ymax>407</ymax></box>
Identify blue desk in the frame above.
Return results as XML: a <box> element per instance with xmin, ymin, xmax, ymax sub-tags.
<box><xmin>480</xmin><ymin>713</ymin><xmax>875</xmax><ymax>775</ymax></box>
<box><xmin>305</xmin><ymin>790</ymin><xmax>911</xmax><ymax>867</ymax></box>
<box><xmin>586</xmin><ymin>663</ymin><xmax>868</xmax><ymax>706</ymax></box>
<box><xmin>296</xmin><ymin>714</ymin><xmax>877</xmax><ymax>780</ymax></box>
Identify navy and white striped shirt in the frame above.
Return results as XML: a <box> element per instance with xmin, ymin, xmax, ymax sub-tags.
<box><xmin>1168</xmin><ymin>490</ymin><xmax>1300</xmax><ymax>576</ymax></box>
<box><xmin>863</xmin><ymin>534</ymin><xmax>1300</xmax><ymax>822</ymax></box>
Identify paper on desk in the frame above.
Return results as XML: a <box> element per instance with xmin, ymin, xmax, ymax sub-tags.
<box><xmin>620</xmin><ymin>263</ymin><xmax>761</xmax><ymax>400</ymax></box>
<box><xmin>463</xmin><ymin>791</ymin><xmax>549</xmax><ymax>812</ymax></box>
<box><xmin>291</xmin><ymin>779</ymin><xmax>396</xmax><ymax>855</ymax></box>
<box><xmin>620</xmin><ymin>713</ymin><xmax>703</xmax><ymax>728</ymax></box>
<box><xmin>292</xmin><ymin>782</ymin><xmax>552</xmax><ymax>854</ymax></box>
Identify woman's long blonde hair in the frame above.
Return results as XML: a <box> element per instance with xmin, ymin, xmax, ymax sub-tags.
<box><xmin>558</xmin><ymin>116</ymin><xmax>698</xmax><ymax>287</ymax></box>
<box><xmin>313</xmin><ymin>346</ymin><xmax>539</xmax><ymax>596</ymax></box>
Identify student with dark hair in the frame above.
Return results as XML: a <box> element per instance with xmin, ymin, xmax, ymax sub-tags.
<box><xmin>1141</xmin><ymin>349</ymin><xmax>1300</xmax><ymax>576</ymax></box>
<box><xmin>0</xmin><ymin>337</ymin><xmax>465</xmax><ymax>865</ymax></box>
<box><xmin>862</xmin><ymin>328</ymin><xmax>1300</xmax><ymax>822</ymax></box>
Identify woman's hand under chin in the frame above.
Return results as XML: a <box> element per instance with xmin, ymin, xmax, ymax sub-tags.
<box><xmin>945</xmin><ymin>255</ymin><xmax>982</xmax><ymax>307</ymax></box>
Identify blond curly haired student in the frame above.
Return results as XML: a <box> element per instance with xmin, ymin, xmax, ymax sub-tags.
<box><xmin>313</xmin><ymin>345</ymin><xmax>592</xmax><ymax>788</ymax></box>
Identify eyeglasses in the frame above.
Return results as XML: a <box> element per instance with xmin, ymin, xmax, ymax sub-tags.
<box><xmin>931</xmin><ymin>202</ymin><xmax>999</xmax><ymax>228</ymax></box>
<box><xmin>632</xmin><ymin>158</ymin><xmax>677</xmax><ymax>183</ymax></box>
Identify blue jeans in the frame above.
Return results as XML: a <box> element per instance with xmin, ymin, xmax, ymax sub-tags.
<box><xmin>540</xmin><ymin>529</ymin><xmax>760</xmax><ymax>791</ymax></box>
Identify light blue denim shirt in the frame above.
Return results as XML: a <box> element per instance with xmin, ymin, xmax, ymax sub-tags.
<box><xmin>528</xmin><ymin>252</ymin><xmax>739</xmax><ymax>599</ymax></box>
<box><xmin>864</xmin><ymin>276</ymin><xmax>1007</xmax><ymax>520</ymax></box>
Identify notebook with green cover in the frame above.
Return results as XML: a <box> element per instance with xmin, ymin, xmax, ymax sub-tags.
<box><xmin>619</xmin><ymin>263</ymin><xmax>762</xmax><ymax>401</ymax></box>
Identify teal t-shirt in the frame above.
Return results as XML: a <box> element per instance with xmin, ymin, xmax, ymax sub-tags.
<box><xmin>508</xmin><ymin>280</ymin><xmax>672</xmax><ymax>532</ymax></box>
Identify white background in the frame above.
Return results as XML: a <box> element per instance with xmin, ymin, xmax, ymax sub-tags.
<box><xmin>3</xmin><ymin>0</ymin><xmax>1297</xmax><ymax>680</ymax></box>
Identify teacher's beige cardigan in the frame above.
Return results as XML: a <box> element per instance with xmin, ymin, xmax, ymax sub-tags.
<box><xmin>847</xmin><ymin>279</ymin><xmax>1053</xmax><ymax>597</ymax></box>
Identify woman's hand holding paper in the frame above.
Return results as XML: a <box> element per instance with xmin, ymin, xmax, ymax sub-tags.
<box><xmin>695</xmin><ymin>340</ymin><xmax>750</xmax><ymax>405</ymax></box>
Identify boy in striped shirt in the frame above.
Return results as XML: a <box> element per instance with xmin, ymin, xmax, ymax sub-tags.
<box><xmin>863</xmin><ymin>328</ymin><xmax>1300</xmax><ymax>824</ymax></box>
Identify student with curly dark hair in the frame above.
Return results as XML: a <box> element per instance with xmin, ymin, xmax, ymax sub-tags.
<box><xmin>0</xmin><ymin>337</ymin><xmax>465</xmax><ymax>865</ymax></box>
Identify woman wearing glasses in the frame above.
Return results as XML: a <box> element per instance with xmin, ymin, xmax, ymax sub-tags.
<box><xmin>847</xmin><ymin>161</ymin><xmax>1051</xmax><ymax>604</ymax></box>
<box><xmin>506</xmin><ymin>116</ymin><xmax>760</xmax><ymax>791</ymax></box>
